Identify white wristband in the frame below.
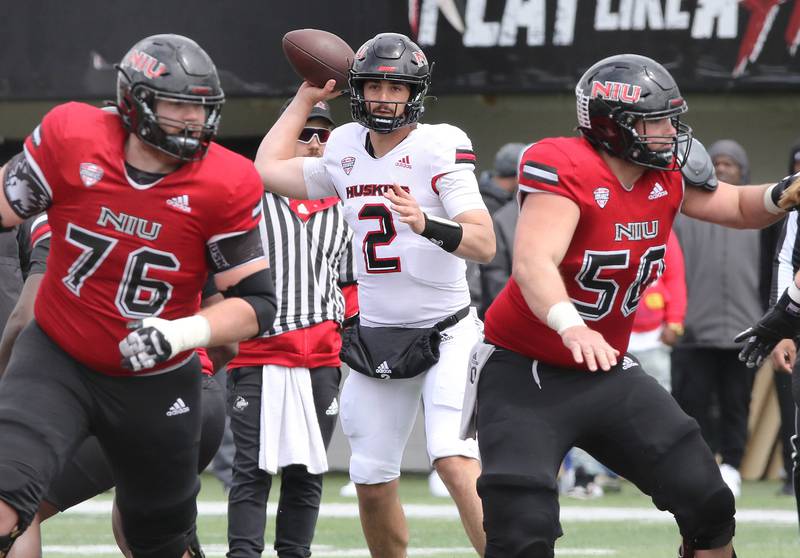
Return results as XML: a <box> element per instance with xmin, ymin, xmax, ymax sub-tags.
<box><xmin>788</xmin><ymin>280</ymin><xmax>800</xmax><ymax>305</ymax></box>
<box><xmin>546</xmin><ymin>301</ymin><xmax>586</xmax><ymax>335</ymax></box>
<box><xmin>143</xmin><ymin>315</ymin><xmax>212</xmax><ymax>356</ymax></box>
<box><xmin>764</xmin><ymin>184</ymin><xmax>784</xmax><ymax>215</ymax></box>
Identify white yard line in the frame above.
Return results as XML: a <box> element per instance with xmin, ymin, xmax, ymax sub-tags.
<box><xmin>65</xmin><ymin>500</ymin><xmax>799</xmax><ymax>524</ymax></box>
<box><xmin>41</xmin><ymin>545</ymin><xmax>614</xmax><ymax>556</ymax></box>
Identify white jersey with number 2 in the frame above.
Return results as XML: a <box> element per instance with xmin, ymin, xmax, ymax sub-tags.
<box><xmin>303</xmin><ymin>122</ymin><xmax>486</xmax><ymax>327</ymax></box>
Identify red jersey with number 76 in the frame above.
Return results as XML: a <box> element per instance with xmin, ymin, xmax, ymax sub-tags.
<box><xmin>484</xmin><ymin>136</ymin><xmax>684</xmax><ymax>369</ymax></box>
<box><xmin>23</xmin><ymin>102</ymin><xmax>264</xmax><ymax>376</ymax></box>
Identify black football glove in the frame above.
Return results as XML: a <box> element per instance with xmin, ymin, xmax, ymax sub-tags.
<box><xmin>119</xmin><ymin>319</ymin><xmax>174</xmax><ymax>372</ymax></box>
<box><xmin>734</xmin><ymin>290</ymin><xmax>800</xmax><ymax>368</ymax></box>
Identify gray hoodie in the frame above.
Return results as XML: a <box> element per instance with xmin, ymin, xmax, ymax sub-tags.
<box><xmin>674</xmin><ymin>139</ymin><xmax>761</xmax><ymax>348</ymax></box>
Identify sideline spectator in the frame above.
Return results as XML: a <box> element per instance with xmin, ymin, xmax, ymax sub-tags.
<box><xmin>480</xmin><ymin>199</ymin><xmax>519</xmax><ymax>317</ymax></box>
<box><xmin>672</xmin><ymin>139</ymin><xmax>760</xmax><ymax>498</ymax></box>
<box><xmin>467</xmin><ymin>142</ymin><xmax>526</xmax><ymax>314</ymax></box>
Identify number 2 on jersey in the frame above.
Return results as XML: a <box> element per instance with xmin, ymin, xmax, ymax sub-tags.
<box><xmin>63</xmin><ymin>223</ymin><xmax>179</xmax><ymax>319</ymax></box>
<box><xmin>359</xmin><ymin>204</ymin><xmax>401</xmax><ymax>273</ymax></box>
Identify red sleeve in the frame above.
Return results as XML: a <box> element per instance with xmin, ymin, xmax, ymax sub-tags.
<box><xmin>207</xmin><ymin>162</ymin><xmax>264</xmax><ymax>242</ymax></box>
<box><xmin>341</xmin><ymin>283</ymin><xmax>359</xmax><ymax>320</ymax></box>
<box><xmin>23</xmin><ymin>104</ymin><xmax>71</xmax><ymax>203</ymax></box>
<box><xmin>517</xmin><ymin>140</ymin><xmax>580</xmax><ymax>205</ymax></box>
<box><xmin>662</xmin><ymin>230</ymin><xmax>687</xmax><ymax>325</ymax></box>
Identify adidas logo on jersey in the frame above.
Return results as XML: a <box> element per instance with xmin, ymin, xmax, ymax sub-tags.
<box><xmin>325</xmin><ymin>397</ymin><xmax>339</xmax><ymax>416</ymax></box>
<box><xmin>395</xmin><ymin>155</ymin><xmax>412</xmax><ymax>169</ymax></box>
<box><xmin>167</xmin><ymin>194</ymin><xmax>192</xmax><ymax>213</ymax></box>
<box><xmin>166</xmin><ymin>398</ymin><xmax>190</xmax><ymax>417</ymax></box>
<box><xmin>621</xmin><ymin>356</ymin><xmax>639</xmax><ymax>370</ymax></box>
<box><xmin>375</xmin><ymin>360</ymin><xmax>392</xmax><ymax>378</ymax></box>
<box><xmin>648</xmin><ymin>182</ymin><xmax>668</xmax><ymax>200</ymax></box>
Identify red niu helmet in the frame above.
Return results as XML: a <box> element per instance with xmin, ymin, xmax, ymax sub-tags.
<box><xmin>349</xmin><ymin>33</ymin><xmax>430</xmax><ymax>134</ymax></box>
<box><xmin>576</xmin><ymin>54</ymin><xmax>692</xmax><ymax>170</ymax></box>
<box><xmin>116</xmin><ymin>34</ymin><xmax>225</xmax><ymax>161</ymax></box>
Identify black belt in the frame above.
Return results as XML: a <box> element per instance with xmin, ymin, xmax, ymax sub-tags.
<box><xmin>434</xmin><ymin>305</ymin><xmax>471</xmax><ymax>332</ymax></box>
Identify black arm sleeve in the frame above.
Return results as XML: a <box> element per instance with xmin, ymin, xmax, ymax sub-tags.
<box><xmin>16</xmin><ymin>223</ymin><xmax>31</xmax><ymax>278</ymax></box>
<box><xmin>201</xmin><ymin>274</ymin><xmax>219</xmax><ymax>300</ymax></box>
<box><xmin>221</xmin><ymin>267</ymin><xmax>277</xmax><ymax>336</ymax></box>
<box><xmin>206</xmin><ymin>226</ymin><xmax>265</xmax><ymax>273</ymax></box>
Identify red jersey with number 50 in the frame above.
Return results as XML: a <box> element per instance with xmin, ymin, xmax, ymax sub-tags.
<box><xmin>23</xmin><ymin>102</ymin><xmax>264</xmax><ymax>376</ymax></box>
<box><xmin>484</xmin><ymin>137</ymin><xmax>684</xmax><ymax>369</ymax></box>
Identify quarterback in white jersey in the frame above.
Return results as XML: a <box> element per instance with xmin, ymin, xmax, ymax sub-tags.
<box><xmin>256</xmin><ymin>33</ymin><xmax>494</xmax><ymax>558</ymax></box>
<box><xmin>306</xmin><ymin>121</ymin><xmax>485</xmax><ymax>327</ymax></box>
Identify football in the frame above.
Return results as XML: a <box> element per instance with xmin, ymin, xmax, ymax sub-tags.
<box><xmin>282</xmin><ymin>29</ymin><xmax>354</xmax><ymax>90</ymax></box>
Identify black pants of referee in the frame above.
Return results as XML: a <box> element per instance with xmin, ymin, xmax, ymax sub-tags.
<box><xmin>476</xmin><ymin>348</ymin><xmax>736</xmax><ymax>558</ymax></box>
<box><xmin>0</xmin><ymin>322</ymin><xmax>202</xmax><ymax>558</ymax></box>
<box><xmin>786</xmin><ymin>358</ymin><xmax>800</xmax><ymax>528</ymax></box>
<box><xmin>671</xmin><ymin>347</ymin><xmax>755</xmax><ymax>469</ymax></box>
<box><xmin>226</xmin><ymin>366</ymin><xmax>340</xmax><ymax>558</ymax></box>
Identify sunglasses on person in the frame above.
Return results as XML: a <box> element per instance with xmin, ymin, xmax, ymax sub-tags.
<box><xmin>298</xmin><ymin>127</ymin><xmax>331</xmax><ymax>144</ymax></box>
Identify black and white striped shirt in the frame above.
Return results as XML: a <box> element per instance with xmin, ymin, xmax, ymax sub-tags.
<box><xmin>773</xmin><ymin>213</ymin><xmax>798</xmax><ymax>302</ymax></box>
<box><xmin>260</xmin><ymin>193</ymin><xmax>355</xmax><ymax>337</ymax></box>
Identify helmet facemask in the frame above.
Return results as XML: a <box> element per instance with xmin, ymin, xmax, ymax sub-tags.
<box><xmin>617</xmin><ymin>107</ymin><xmax>692</xmax><ymax>170</ymax></box>
<box><xmin>349</xmin><ymin>73</ymin><xmax>429</xmax><ymax>133</ymax></box>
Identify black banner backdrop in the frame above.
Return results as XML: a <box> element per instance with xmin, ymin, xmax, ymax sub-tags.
<box><xmin>2</xmin><ymin>0</ymin><xmax>800</xmax><ymax>101</ymax></box>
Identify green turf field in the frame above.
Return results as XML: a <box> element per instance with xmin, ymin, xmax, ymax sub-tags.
<box><xmin>40</xmin><ymin>472</ymin><xmax>800</xmax><ymax>557</ymax></box>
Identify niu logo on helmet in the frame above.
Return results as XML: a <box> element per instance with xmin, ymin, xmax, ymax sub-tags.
<box><xmin>123</xmin><ymin>49</ymin><xmax>168</xmax><ymax>79</ymax></box>
<box><xmin>590</xmin><ymin>80</ymin><xmax>642</xmax><ymax>103</ymax></box>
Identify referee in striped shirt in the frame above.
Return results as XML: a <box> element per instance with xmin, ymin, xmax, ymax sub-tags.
<box><xmin>762</xmin><ymin>156</ymin><xmax>800</xmax><ymax>518</ymax></box>
<box><xmin>225</xmin><ymin>100</ymin><xmax>358</xmax><ymax>558</ymax></box>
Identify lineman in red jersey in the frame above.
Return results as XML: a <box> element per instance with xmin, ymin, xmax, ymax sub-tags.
<box><xmin>0</xmin><ymin>214</ymin><xmax>235</xmax><ymax>558</ymax></box>
<box><xmin>471</xmin><ymin>54</ymin><xmax>798</xmax><ymax>558</ymax></box>
<box><xmin>0</xmin><ymin>35</ymin><xmax>276</xmax><ymax>558</ymax></box>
